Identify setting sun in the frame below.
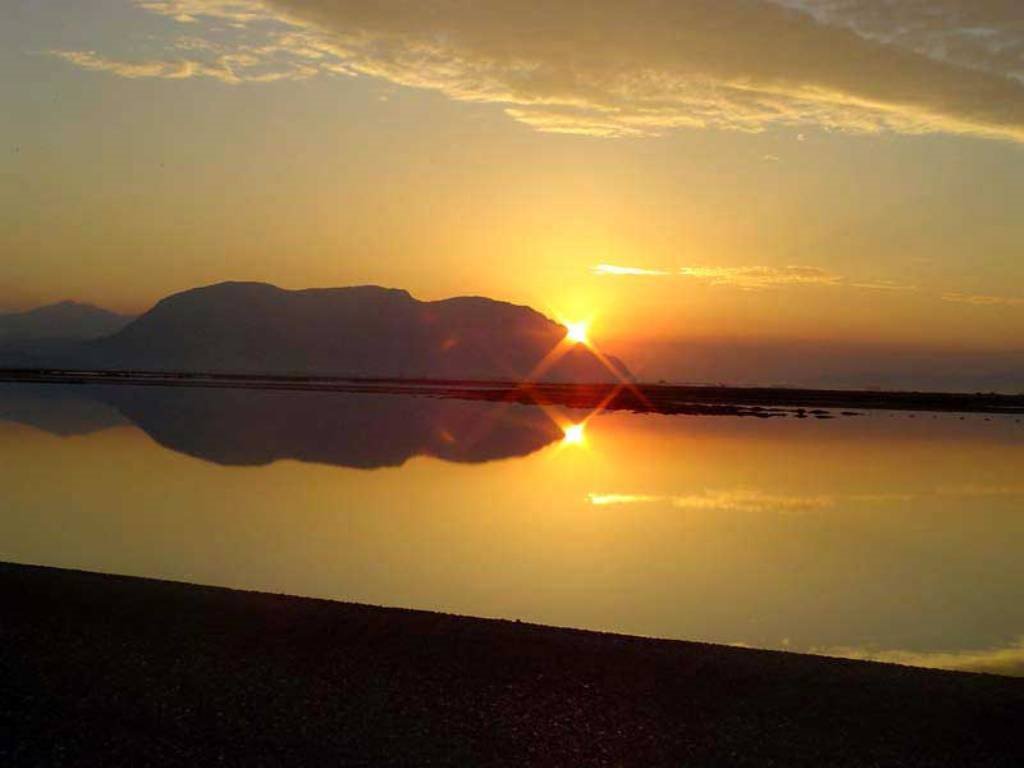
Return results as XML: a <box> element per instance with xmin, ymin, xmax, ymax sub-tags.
<box><xmin>565</xmin><ymin>322</ymin><xmax>589</xmax><ymax>345</ymax></box>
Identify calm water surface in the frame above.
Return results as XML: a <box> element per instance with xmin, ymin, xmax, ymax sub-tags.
<box><xmin>2</xmin><ymin>383</ymin><xmax>1022</xmax><ymax>675</ymax></box>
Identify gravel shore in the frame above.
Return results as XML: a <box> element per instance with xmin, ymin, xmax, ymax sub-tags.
<box><xmin>2</xmin><ymin>561</ymin><xmax>1022</xmax><ymax>766</ymax></box>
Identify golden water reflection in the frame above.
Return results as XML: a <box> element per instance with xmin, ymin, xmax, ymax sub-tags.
<box><xmin>1</xmin><ymin>384</ymin><xmax>1022</xmax><ymax>676</ymax></box>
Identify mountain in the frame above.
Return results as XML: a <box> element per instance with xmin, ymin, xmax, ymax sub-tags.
<box><xmin>0</xmin><ymin>383</ymin><xmax>127</xmax><ymax>436</ymax></box>
<box><xmin>0</xmin><ymin>301</ymin><xmax>133</xmax><ymax>343</ymax></box>
<box><xmin>103</xmin><ymin>386</ymin><xmax>561</xmax><ymax>467</ymax></box>
<box><xmin>2</xmin><ymin>283</ymin><xmax>631</xmax><ymax>383</ymax></box>
<box><xmin>0</xmin><ymin>384</ymin><xmax>560</xmax><ymax>467</ymax></box>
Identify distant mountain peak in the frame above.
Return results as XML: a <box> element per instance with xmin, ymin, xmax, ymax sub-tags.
<box><xmin>9</xmin><ymin>299</ymin><xmax>106</xmax><ymax>314</ymax></box>
<box><xmin>2</xmin><ymin>281</ymin><xmax>632</xmax><ymax>383</ymax></box>
<box><xmin>0</xmin><ymin>300</ymin><xmax>134</xmax><ymax>343</ymax></box>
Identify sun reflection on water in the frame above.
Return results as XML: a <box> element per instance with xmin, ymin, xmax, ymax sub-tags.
<box><xmin>561</xmin><ymin>422</ymin><xmax>586</xmax><ymax>446</ymax></box>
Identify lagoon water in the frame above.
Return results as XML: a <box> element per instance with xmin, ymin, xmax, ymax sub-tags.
<box><xmin>2</xmin><ymin>383</ymin><xmax>1022</xmax><ymax>675</ymax></box>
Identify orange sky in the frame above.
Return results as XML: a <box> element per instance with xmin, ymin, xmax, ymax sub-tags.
<box><xmin>3</xmin><ymin>0</ymin><xmax>1023</xmax><ymax>370</ymax></box>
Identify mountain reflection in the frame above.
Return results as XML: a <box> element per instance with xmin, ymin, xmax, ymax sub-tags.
<box><xmin>0</xmin><ymin>384</ymin><xmax>562</xmax><ymax>468</ymax></box>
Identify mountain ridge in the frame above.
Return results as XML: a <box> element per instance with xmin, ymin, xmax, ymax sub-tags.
<box><xmin>0</xmin><ymin>300</ymin><xmax>134</xmax><ymax>342</ymax></box>
<box><xmin>1</xmin><ymin>282</ymin><xmax>631</xmax><ymax>384</ymax></box>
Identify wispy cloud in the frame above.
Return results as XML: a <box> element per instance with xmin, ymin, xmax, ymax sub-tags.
<box><xmin>591</xmin><ymin>263</ymin><xmax>1024</xmax><ymax>312</ymax></box>
<box><xmin>51</xmin><ymin>48</ymin><xmax>316</xmax><ymax>84</ymax></box>
<box><xmin>593</xmin><ymin>264</ymin><xmax>851</xmax><ymax>290</ymax></box>
<box><xmin>769</xmin><ymin>1</ymin><xmax>1024</xmax><ymax>86</ymax></box>
<box><xmin>136</xmin><ymin>1</ymin><xmax>272</xmax><ymax>25</ymax></box>
<box><xmin>588</xmin><ymin>490</ymin><xmax>835</xmax><ymax>514</ymax></box>
<box><xmin>941</xmin><ymin>292</ymin><xmax>1024</xmax><ymax>307</ymax></box>
<box><xmin>592</xmin><ymin>264</ymin><xmax>671</xmax><ymax>277</ymax></box>
<box><xmin>845</xmin><ymin>280</ymin><xmax>918</xmax><ymax>292</ymax></box>
<box><xmin>588</xmin><ymin>493</ymin><xmax>663</xmax><ymax>506</ymax></box>
<box><xmin>937</xmin><ymin>484</ymin><xmax>1024</xmax><ymax>498</ymax></box>
<box><xmin>50</xmin><ymin>0</ymin><xmax>1024</xmax><ymax>143</ymax></box>
<box><xmin>51</xmin><ymin>51</ymin><xmax>197</xmax><ymax>80</ymax></box>
<box><xmin>679</xmin><ymin>265</ymin><xmax>845</xmax><ymax>290</ymax></box>
<box><xmin>589</xmin><ymin>485</ymin><xmax>1024</xmax><ymax>514</ymax></box>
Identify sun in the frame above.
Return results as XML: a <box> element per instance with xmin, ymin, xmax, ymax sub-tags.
<box><xmin>561</xmin><ymin>422</ymin><xmax>586</xmax><ymax>445</ymax></box>
<box><xmin>565</xmin><ymin>321</ymin><xmax>589</xmax><ymax>345</ymax></box>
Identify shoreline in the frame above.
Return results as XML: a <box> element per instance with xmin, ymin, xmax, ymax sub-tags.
<box><xmin>3</xmin><ymin>561</ymin><xmax>1023</xmax><ymax>766</ymax></box>
<box><xmin>2</xmin><ymin>368</ymin><xmax>1023</xmax><ymax>416</ymax></box>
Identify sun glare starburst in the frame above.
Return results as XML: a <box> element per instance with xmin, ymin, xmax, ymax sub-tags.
<box><xmin>565</xmin><ymin>321</ymin><xmax>589</xmax><ymax>345</ymax></box>
<box><xmin>562</xmin><ymin>422</ymin><xmax>586</xmax><ymax>445</ymax></box>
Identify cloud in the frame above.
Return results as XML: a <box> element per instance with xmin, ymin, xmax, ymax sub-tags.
<box><xmin>679</xmin><ymin>265</ymin><xmax>846</xmax><ymax>290</ymax></box>
<box><xmin>592</xmin><ymin>264</ymin><xmax>671</xmax><ymax>277</ymax></box>
<box><xmin>593</xmin><ymin>263</ymin><xmax>927</xmax><ymax>294</ymax></box>
<box><xmin>50</xmin><ymin>48</ymin><xmax>316</xmax><ymax>84</ymax></box>
<box><xmin>593</xmin><ymin>264</ymin><xmax>1024</xmax><ymax>311</ymax></box>
<box><xmin>51</xmin><ymin>0</ymin><xmax>1024</xmax><ymax>143</ymax></box>
<box><xmin>588</xmin><ymin>485</ymin><xmax>1024</xmax><ymax>514</ymax></box>
<box><xmin>844</xmin><ymin>280</ymin><xmax>918</xmax><ymax>292</ymax></box>
<box><xmin>52</xmin><ymin>50</ymin><xmax>200</xmax><ymax>81</ymax></box>
<box><xmin>590</xmin><ymin>264</ymin><xmax>849</xmax><ymax>289</ymax></box>
<box><xmin>937</xmin><ymin>484</ymin><xmax>1024</xmax><ymax>497</ymax></box>
<box><xmin>588</xmin><ymin>490</ymin><xmax>835</xmax><ymax>513</ymax></box>
<box><xmin>592</xmin><ymin>263</ymin><xmax>1024</xmax><ymax>312</ymax></box>
<box><xmin>815</xmin><ymin>639</ymin><xmax>1024</xmax><ymax>677</ymax></box>
<box><xmin>941</xmin><ymin>292</ymin><xmax>1024</xmax><ymax>307</ymax></box>
<box><xmin>769</xmin><ymin>1</ymin><xmax>1024</xmax><ymax>85</ymax></box>
<box><xmin>136</xmin><ymin>1</ymin><xmax>272</xmax><ymax>25</ymax></box>
<box><xmin>588</xmin><ymin>493</ymin><xmax>663</xmax><ymax>506</ymax></box>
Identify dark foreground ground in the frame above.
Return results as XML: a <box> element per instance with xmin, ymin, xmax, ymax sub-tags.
<box><xmin>3</xmin><ymin>368</ymin><xmax>1024</xmax><ymax>417</ymax></box>
<box><xmin>2</xmin><ymin>563</ymin><xmax>1023</xmax><ymax>766</ymax></box>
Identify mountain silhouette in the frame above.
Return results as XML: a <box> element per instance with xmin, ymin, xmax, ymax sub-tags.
<box><xmin>0</xmin><ymin>383</ymin><xmax>127</xmax><ymax>436</ymax></box>
<box><xmin>2</xmin><ymin>283</ymin><xmax>631</xmax><ymax>383</ymax></box>
<box><xmin>0</xmin><ymin>301</ymin><xmax>133</xmax><ymax>343</ymax></box>
<box><xmin>0</xmin><ymin>384</ymin><xmax>562</xmax><ymax>468</ymax></box>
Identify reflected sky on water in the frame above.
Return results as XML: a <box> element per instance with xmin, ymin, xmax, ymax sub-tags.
<box><xmin>2</xmin><ymin>383</ymin><xmax>1023</xmax><ymax>676</ymax></box>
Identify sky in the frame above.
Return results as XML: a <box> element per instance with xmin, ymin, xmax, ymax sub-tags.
<box><xmin>2</xmin><ymin>1</ymin><xmax>1023</xmax><ymax>384</ymax></box>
